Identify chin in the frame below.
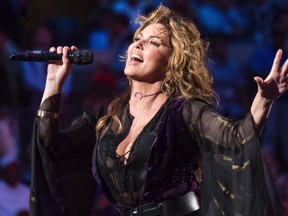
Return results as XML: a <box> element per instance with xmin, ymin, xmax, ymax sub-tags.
<box><xmin>124</xmin><ymin>67</ymin><xmax>136</xmax><ymax>77</ymax></box>
<box><xmin>123</xmin><ymin>69</ymin><xmax>130</xmax><ymax>76</ymax></box>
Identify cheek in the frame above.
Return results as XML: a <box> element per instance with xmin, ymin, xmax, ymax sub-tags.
<box><xmin>126</xmin><ymin>44</ymin><xmax>134</xmax><ymax>56</ymax></box>
<box><xmin>155</xmin><ymin>58</ymin><xmax>167</xmax><ymax>71</ymax></box>
<box><xmin>152</xmin><ymin>57</ymin><xmax>168</xmax><ymax>78</ymax></box>
<box><xmin>155</xmin><ymin>53</ymin><xmax>169</xmax><ymax>70</ymax></box>
<box><xmin>149</xmin><ymin>48</ymin><xmax>169</xmax><ymax>63</ymax></box>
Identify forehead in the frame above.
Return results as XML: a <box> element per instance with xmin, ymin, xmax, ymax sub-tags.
<box><xmin>138</xmin><ymin>23</ymin><xmax>169</xmax><ymax>39</ymax></box>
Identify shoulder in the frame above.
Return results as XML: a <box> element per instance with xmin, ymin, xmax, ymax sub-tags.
<box><xmin>169</xmin><ymin>97</ymin><xmax>212</xmax><ymax>111</ymax></box>
<box><xmin>170</xmin><ymin>97</ymin><xmax>216</xmax><ymax>124</ymax></box>
<box><xmin>84</xmin><ymin>106</ymin><xmax>107</xmax><ymax>119</ymax></box>
<box><xmin>74</xmin><ymin>106</ymin><xmax>107</xmax><ymax>127</ymax></box>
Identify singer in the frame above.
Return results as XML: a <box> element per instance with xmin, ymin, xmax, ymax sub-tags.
<box><xmin>29</xmin><ymin>5</ymin><xmax>287</xmax><ymax>216</ymax></box>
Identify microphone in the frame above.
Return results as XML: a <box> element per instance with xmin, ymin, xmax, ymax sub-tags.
<box><xmin>9</xmin><ymin>49</ymin><xmax>94</xmax><ymax>65</ymax></box>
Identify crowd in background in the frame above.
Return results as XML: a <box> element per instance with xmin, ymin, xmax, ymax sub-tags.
<box><xmin>0</xmin><ymin>0</ymin><xmax>288</xmax><ymax>215</ymax></box>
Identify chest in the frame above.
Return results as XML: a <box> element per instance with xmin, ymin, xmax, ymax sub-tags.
<box><xmin>116</xmin><ymin>112</ymin><xmax>157</xmax><ymax>161</ymax></box>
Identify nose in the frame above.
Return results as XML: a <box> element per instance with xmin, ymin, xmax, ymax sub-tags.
<box><xmin>135</xmin><ymin>39</ymin><xmax>144</xmax><ymax>49</ymax></box>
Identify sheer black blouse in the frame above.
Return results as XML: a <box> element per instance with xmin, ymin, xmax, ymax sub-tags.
<box><xmin>31</xmin><ymin>94</ymin><xmax>284</xmax><ymax>216</ymax></box>
<box><xmin>97</xmin><ymin>98</ymin><xmax>169</xmax><ymax>208</ymax></box>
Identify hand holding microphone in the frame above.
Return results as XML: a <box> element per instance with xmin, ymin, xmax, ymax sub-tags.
<box><xmin>21</xmin><ymin>46</ymin><xmax>87</xmax><ymax>103</ymax></box>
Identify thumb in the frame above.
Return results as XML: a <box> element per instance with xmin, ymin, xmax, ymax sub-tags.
<box><xmin>254</xmin><ymin>76</ymin><xmax>264</xmax><ymax>90</ymax></box>
<box><xmin>61</xmin><ymin>50</ymin><xmax>72</xmax><ymax>72</ymax></box>
<box><xmin>62</xmin><ymin>51</ymin><xmax>70</xmax><ymax>64</ymax></box>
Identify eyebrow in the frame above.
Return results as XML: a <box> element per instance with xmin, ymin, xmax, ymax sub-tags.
<box><xmin>136</xmin><ymin>32</ymin><xmax>166</xmax><ymax>43</ymax></box>
<box><xmin>138</xmin><ymin>32</ymin><xmax>162</xmax><ymax>40</ymax></box>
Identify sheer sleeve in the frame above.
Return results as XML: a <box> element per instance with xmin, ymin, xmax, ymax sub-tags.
<box><xmin>30</xmin><ymin>94</ymin><xmax>106</xmax><ymax>216</ymax></box>
<box><xmin>182</xmin><ymin>99</ymin><xmax>284</xmax><ymax>216</ymax></box>
<box><xmin>182</xmin><ymin>99</ymin><xmax>262</xmax><ymax>151</ymax></box>
<box><xmin>37</xmin><ymin>94</ymin><xmax>102</xmax><ymax>159</ymax></box>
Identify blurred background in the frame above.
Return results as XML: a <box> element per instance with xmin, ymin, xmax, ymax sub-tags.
<box><xmin>0</xmin><ymin>0</ymin><xmax>288</xmax><ymax>215</ymax></box>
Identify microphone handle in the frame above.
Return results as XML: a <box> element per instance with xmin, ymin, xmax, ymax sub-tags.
<box><xmin>9</xmin><ymin>50</ymin><xmax>94</xmax><ymax>65</ymax></box>
<box><xmin>11</xmin><ymin>51</ymin><xmax>63</xmax><ymax>61</ymax></box>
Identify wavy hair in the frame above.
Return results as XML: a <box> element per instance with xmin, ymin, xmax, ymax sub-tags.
<box><xmin>96</xmin><ymin>5</ymin><xmax>217</xmax><ymax>137</ymax></box>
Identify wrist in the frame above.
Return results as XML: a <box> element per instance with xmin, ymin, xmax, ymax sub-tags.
<box><xmin>41</xmin><ymin>82</ymin><xmax>62</xmax><ymax>104</ymax></box>
<box><xmin>39</xmin><ymin>94</ymin><xmax>62</xmax><ymax>113</ymax></box>
<box><xmin>250</xmin><ymin>92</ymin><xmax>274</xmax><ymax>126</ymax></box>
<box><xmin>36</xmin><ymin>110</ymin><xmax>59</xmax><ymax>119</ymax></box>
<box><xmin>45</xmin><ymin>79</ymin><xmax>63</xmax><ymax>93</ymax></box>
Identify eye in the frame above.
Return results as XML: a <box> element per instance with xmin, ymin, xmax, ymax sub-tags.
<box><xmin>149</xmin><ymin>40</ymin><xmax>160</xmax><ymax>46</ymax></box>
<box><xmin>134</xmin><ymin>37</ymin><xmax>140</xmax><ymax>42</ymax></box>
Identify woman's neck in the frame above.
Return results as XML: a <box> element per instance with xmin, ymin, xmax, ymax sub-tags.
<box><xmin>130</xmin><ymin>81</ymin><xmax>163</xmax><ymax>98</ymax></box>
<box><xmin>129</xmin><ymin>90</ymin><xmax>168</xmax><ymax>117</ymax></box>
<box><xmin>133</xmin><ymin>91</ymin><xmax>162</xmax><ymax>100</ymax></box>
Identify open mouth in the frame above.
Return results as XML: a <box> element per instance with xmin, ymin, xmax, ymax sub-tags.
<box><xmin>131</xmin><ymin>53</ymin><xmax>143</xmax><ymax>62</ymax></box>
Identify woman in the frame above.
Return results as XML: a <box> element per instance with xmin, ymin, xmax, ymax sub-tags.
<box><xmin>30</xmin><ymin>5</ymin><xmax>287</xmax><ymax>216</ymax></box>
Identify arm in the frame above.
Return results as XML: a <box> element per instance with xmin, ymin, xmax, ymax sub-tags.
<box><xmin>189</xmin><ymin>49</ymin><xmax>287</xmax><ymax>148</ymax></box>
<box><xmin>30</xmin><ymin>46</ymin><xmax>101</xmax><ymax>216</ymax></box>
<box><xmin>250</xmin><ymin>49</ymin><xmax>288</xmax><ymax>127</ymax></box>
<box><xmin>37</xmin><ymin>94</ymin><xmax>98</xmax><ymax>159</ymax></box>
<box><xmin>183</xmin><ymin>100</ymin><xmax>258</xmax><ymax>150</ymax></box>
<box><xmin>31</xmin><ymin>95</ymin><xmax>99</xmax><ymax>216</ymax></box>
<box><xmin>36</xmin><ymin>46</ymin><xmax>98</xmax><ymax>158</ymax></box>
<box><xmin>41</xmin><ymin>46</ymin><xmax>75</xmax><ymax>104</ymax></box>
<box><xmin>33</xmin><ymin>45</ymin><xmax>107</xmax><ymax>160</ymax></box>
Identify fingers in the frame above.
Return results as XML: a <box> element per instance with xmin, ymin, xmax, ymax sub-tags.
<box><xmin>264</xmin><ymin>49</ymin><xmax>285</xmax><ymax>83</ymax></box>
<box><xmin>61</xmin><ymin>46</ymin><xmax>70</xmax><ymax>64</ymax></box>
<box><xmin>49</xmin><ymin>46</ymin><xmax>78</xmax><ymax>55</ymax></box>
<box><xmin>280</xmin><ymin>58</ymin><xmax>288</xmax><ymax>83</ymax></box>
<box><xmin>272</xmin><ymin>49</ymin><xmax>283</xmax><ymax>71</ymax></box>
<box><xmin>71</xmin><ymin>45</ymin><xmax>77</xmax><ymax>51</ymax></box>
<box><xmin>48</xmin><ymin>46</ymin><xmax>78</xmax><ymax>64</ymax></box>
<box><xmin>49</xmin><ymin>46</ymin><xmax>56</xmax><ymax>52</ymax></box>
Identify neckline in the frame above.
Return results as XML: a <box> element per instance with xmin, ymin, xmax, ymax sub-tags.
<box><xmin>118</xmin><ymin>97</ymin><xmax>171</xmax><ymax>159</ymax></box>
<box><xmin>128</xmin><ymin>96</ymin><xmax>171</xmax><ymax>119</ymax></box>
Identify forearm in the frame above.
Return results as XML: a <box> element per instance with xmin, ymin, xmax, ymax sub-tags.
<box><xmin>41</xmin><ymin>80</ymin><xmax>63</xmax><ymax>105</ymax></box>
<box><xmin>184</xmin><ymin>100</ymin><xmax>258</xmax><ymax>149</ymax></box>
<box><xmin>36</xmin><ymin>94</ymin><xmax>61</xmax><ymax>155</ymax></box>
<box><xmin>40</xmin><ymin>46</ymin><xmax>73</xmax><ymax>105</ymax></box>
<box><xmin>250</xmin><ymin>91</ymin><xmax>274</xmax><ymax>127</ymax></box>
<box><xmin>36</xmin><ymin>94</ymin><xmax>97</xmax><ymax>158</ymax></box>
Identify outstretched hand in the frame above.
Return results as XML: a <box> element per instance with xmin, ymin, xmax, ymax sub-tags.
<box><xmin>254</xmin><ymin>49</ymin><xmax>288</xmax><ymax>101</ymax></box>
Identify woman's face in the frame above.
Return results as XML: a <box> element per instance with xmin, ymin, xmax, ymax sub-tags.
<box><xmin>124</xmin><ymin>23</ymin><xmax>171</xmax><ymax>83</ymax></box>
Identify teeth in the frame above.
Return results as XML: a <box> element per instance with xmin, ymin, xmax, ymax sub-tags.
<box><xmin>131</xmin><ymin>54</ymin><xmax>143</xmax><ymax>62</ymax></box>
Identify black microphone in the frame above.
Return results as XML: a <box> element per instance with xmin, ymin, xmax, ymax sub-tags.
<box><xmin>9</xmin><ymin>49</ymin><xmax>94</xmax><ymax>65</ymax></box>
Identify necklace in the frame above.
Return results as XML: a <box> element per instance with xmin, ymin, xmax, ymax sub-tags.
<box><xmin>134</xmin><ymin>91</ymin><xmax>162</xmax><ymax>100</ymax></box>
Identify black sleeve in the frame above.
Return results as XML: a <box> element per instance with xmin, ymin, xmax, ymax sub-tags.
<box><xmin>30</xmin><ymin>94</ymin><xmax>106</xmax><ymax>216</ymax></box>
<box><xmin>182</xmin><ymin>99</ymin><xmax>284</xmax><ymax>216</ymax></box>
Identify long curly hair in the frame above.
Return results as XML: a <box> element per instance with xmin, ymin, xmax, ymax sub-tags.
<box><xmin>96</xmin><ymin>5</ymin><xmax>217</xmax><ymax>137</ymax></box>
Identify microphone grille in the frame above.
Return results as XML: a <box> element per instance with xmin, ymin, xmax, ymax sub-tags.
<box><xmin>70</xmin><ymin>50</ymin><xmax>94</xmax><ymax>65</ymax></box>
